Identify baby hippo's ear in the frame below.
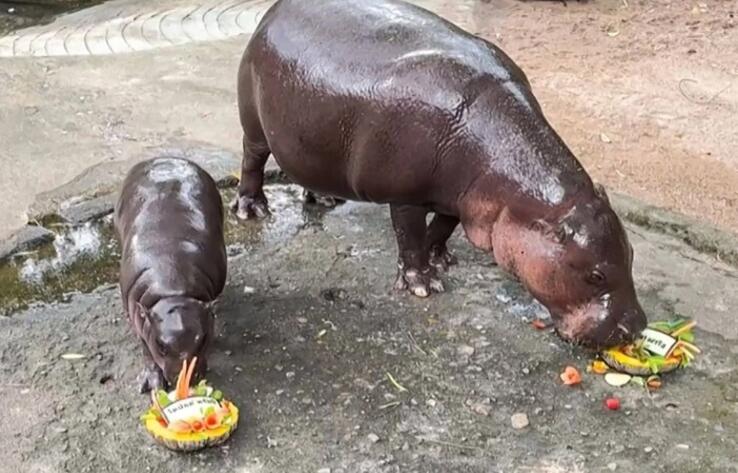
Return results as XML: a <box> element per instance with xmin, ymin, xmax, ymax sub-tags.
<box><xmin>530</xmin><ymin>219</ymin><xmax>568</xmax><ymax>244</ymax></box>
<box><xmin>593</xmin><ymin>182</ymin><xmax>610</xmax><ymax>204</ymax></box>
<box><xmin>134</xmin><ymin>302</ymin><xmax>151</xmax><ymax>320</ymax></box>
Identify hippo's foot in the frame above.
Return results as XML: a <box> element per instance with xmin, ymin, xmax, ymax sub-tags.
<box><xmin>429</xmin><ymin>246</ymin><xmax>458</xmax><ymax>272</ymax></box>
<box><xmin>393</xmin><ymin>266</ymin><xmax>445</xmax><ymax>298</ymax></box>
<box><xmin>138</xmin><ymin>364</ymin><xmax>166</xmax><ymax>394</ymax></box>
<box><xmin>231</xmin><ymin>194</ymin><xmax>270</xmax><ymax>220</ymax></box>
<box><xmin>304</xmin><ymin>190</ymin><xmax>345</xmax><ymax>208</ymax></box>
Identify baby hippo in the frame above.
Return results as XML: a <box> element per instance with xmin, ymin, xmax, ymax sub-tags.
<box><xmin>115</xmin><ymin>157</ymin><xmax>227</xmax><ymax>393</ymax></box>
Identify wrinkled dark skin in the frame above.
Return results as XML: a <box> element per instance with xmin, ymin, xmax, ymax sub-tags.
<box><xmin>115</xmin><ymin>158</ymin><xmax>227</xmax><ymax>393</ymax></box>
<box><xmin>233</xmin><ymin>0</ymin><xmax>646</xmax><ymax>347</ymax></box>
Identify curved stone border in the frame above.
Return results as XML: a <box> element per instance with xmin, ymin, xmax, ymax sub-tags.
<box><xmin>0</xmin><ymin>0</ymin><xmax>274</xmax><ymax>57</ymax></box>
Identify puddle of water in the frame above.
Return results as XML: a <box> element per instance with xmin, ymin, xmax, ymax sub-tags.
<box><xmin>0</xmin><ymin>184</ymin><xmax>327</xmax><ymax>316</ymax></box>
<box><xmin>0</xmin><ymin>217</ymin><xmax>120</xmax><ymax>316</ymax></box>
<box><xmin>0</xmin><ymin>1</ymin><xmax>107</xmax><ymax>36</ymax></box>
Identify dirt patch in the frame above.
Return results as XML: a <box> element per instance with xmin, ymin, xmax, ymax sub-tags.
<box><xmin>466</xmin><ymin>0</ymin><xmax>738</xmax><ymax>233</ymax></box>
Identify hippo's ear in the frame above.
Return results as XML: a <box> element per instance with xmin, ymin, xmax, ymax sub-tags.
<box><xmin>593</xmin><ymin>183</ymin><xmax>610</xmax><ymax>203</ymax></box>
<box><xmin>530</xmin><ymin>219</ymin><xmax>567</xmax><ymax>244</ymax></box>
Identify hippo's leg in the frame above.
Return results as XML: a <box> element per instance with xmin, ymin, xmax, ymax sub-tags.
<box><xmin>303</xmin><ymin>189</ymin><xmax>346</xmax><ymax>208</ymax></box>
<box><xmin>137</xmin><ymin>343</ymin><xmax>166</xmax><ymax>394</ymax></box>
<box><xmin>231</xmin><ymin>134</ymin><xmax>271</xmax><ymax>220</ymax></box>
<box><xmin>426</xmin><ymin>213</ymin><xmax>459</xmax><ymax>271</ymax></box>
<box><xmin>390</xmin><ymin>204</ymin><xmax>444</xmax><ymax>297</ymax></box>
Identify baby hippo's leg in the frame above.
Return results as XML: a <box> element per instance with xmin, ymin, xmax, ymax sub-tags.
<box><xmin>137</xmin><ymin>343</ymin><xmax>166</xmax><ymax>394</ymax></box>
<box><xmin>232</xmin><ymin>135</ymin><xmax>271</xmax><ymax>220</ymax></box>
<box><xmin>426</xmin><ymin>213</ymin><xmax>459</xmax><ymax>271</ymax></box>
<box><xmin>390</xmin><ymin>204</ymin><xmax>444</xmax><ymax>297</ymax></box>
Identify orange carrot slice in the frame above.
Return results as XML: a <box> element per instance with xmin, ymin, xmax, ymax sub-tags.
<box><xmin>183</xmin><ymin>357</ymin><xmax>198</xmax><ymax>396</ymax></box>
<box><xmin>175</xmin><ymin>360</ymin><xmax>188</xmax><ymax>400</ymax></box>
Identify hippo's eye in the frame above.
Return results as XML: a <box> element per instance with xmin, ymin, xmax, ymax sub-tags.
<box><xmin>587</xmin><ymin>270</ymin><xmax>606</xmax><ymax>286</ymax></box>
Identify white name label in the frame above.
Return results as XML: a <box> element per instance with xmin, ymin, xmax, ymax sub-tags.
<box><xmin>641</xmin><ymin>328</ymin><xmax>678</xmax><ymax>357</ymax></box>
<box><xmin>162</xmin><ymin>396</ymin><xmax>219</xmax><ymax>424</ymax></box>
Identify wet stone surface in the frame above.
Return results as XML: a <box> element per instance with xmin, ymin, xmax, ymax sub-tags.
<box><xmin>1</xmin><ymin>183</ymin><xmax>737</xmax><ymax>472</ymax></box>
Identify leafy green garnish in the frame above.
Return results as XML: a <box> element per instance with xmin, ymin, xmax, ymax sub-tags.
<box><xmin>647</xmin><ymin>356</ymin><xmax>667</xmax><ymax>374</ymax></box>
<box><xmin>156</xmin><ymin>390</ymin><xmax>172</xmax><ymax>408</ymax></box>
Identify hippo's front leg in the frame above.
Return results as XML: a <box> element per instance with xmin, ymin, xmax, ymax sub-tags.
<box><xmin>390</xmin><ymin>204</ymin><xmax>445</xmax><ymax>298</ymax></box>
<box><xmin>232</xmin><ymin>135</ymin><xmax>271</xmax><ymax>220</ymax></box>
<box><xmin>137</xmin><ymin>343</ymin><xmax>166</xmax><ymax>394</ymax></box>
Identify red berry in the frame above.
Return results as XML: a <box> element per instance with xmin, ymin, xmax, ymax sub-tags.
<box><xmin>605</xmin><ymin>397</ymin><xmax>620</xmax><ymax>410</ymax></box>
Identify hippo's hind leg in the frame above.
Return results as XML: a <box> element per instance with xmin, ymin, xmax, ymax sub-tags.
<box><xmin>137</xmin><ymin>343</ymin><xmax>166</xmax><ymax>393</ymax></box>
<box><xmin>231</xmin><ymin>134</ymin><xmax>271</xmax><ymax>220</ymax></box>
<box><xmin>426</xmin><ymin>213</ymin><xmax>459</xmax><ymax>271</ymax></box>
<box><xmin>390</xmin><ymin>204</ymin><xmax>445</xmax><ymax>297</ymax></box>
<box><xmin>303</xmin><ymin>190</ymin><xmax>346</xmax><ymax>208</ymax></box>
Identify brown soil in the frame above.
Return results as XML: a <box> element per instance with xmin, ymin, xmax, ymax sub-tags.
<box><xmin>447</xmin><ymin>0</ymin><xmax>738</xmax><ymax>233</ymax></box>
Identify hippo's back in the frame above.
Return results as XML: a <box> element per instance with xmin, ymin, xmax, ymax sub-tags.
<box><xmin>249</xmin><ymin>0</ymin><xmax>526</xmax><ymax>102</ymax></box>
<box><xmin>115</xmin><ymin>157</ymin><xmax>226</xmax><ymax>310</ymax></box>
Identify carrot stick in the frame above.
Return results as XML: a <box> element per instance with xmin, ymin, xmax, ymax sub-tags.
<box><xmin>183</xmin><ymin>357</ymin><xmax>198</xmax><ymax>396</ymax></box>
<box><xmin>175</xmin><ymin>360</ymin><xmax>188</xmax><ymax>400</ymax></box>
<box><xmin>670</xmin><ymin>320</ymin><xmax>696</xmax><ymax>337</ymax></box>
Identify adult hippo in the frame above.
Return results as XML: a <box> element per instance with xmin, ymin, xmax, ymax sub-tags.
<box><xmin>231</xmin><ymin>0</ymin><xmax>646</xmax><ymax>347</ymax></box>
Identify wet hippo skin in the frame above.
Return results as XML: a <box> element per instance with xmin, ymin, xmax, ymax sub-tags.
<box><xmin>115</xmin><ymin>157</ymin><xmax>227</xmax><ymax>392</ymax></box>
<box><xmin>233</xmin><ymin>0</ymin><xmax>646</xmax><ymax>347</ymax></box>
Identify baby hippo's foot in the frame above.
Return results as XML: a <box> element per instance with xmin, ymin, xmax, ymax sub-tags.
<box><xmin>429</xmin><ymin>245</ymin><xmax>458</xmax><ymax>272</ymax></box>
<box><xmin>393</xmin><ymin>265</ymin><xmax>445</xmax><ymax>298</ymax></box>
<box><xmin>231</xmin><ymin>193</ymin><xmax>270</xmax><ymax>220</ymax></box>
<box><xmin>138</xmin><ymin>363</ymin><xmax>166</xmax><ymax>394</ymax></box>
<box><xmin>303</xmin><ymin>190</ymin><xmax>345</xmax><ymax>208</ymax></box>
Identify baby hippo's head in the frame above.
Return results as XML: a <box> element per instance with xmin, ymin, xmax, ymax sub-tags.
<box><xmin>137</xmin><ymin>296</ymin><xmax>213</xmax><ymax>387</ymax></box>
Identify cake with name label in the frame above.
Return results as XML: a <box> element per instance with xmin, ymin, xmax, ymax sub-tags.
<box><xmin>140</xmin><ymin>358</ymin><xmax>239</xmax><ymax>451</ymax></box>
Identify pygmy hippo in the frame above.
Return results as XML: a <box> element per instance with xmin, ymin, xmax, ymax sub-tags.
<box><xmin>232</xmin><ymin>0</ymin><xmax>647</xmax><ymax>347</ymax></box>
<box><xmin>115</xmin><ymin>157</ymin><xmax>227</xmax><ymax>392</ymax></box>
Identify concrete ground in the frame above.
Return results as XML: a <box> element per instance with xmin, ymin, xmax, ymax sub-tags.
<box><xmin>1</xmin><ymin>1</ymin><xmax>738</xmax><ymax>472</ymax></box>
<box><xmin>2</xmin><ymin>181</ymin><xmax>738</xmax><ymax>473</ymax></box>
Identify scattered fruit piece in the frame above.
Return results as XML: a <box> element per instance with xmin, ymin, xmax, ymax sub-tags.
<box><xmin>531</xmin><ymin>320</ymin><xmax>548</xmax><ymax>330</ymax></box>
<box><xmin>604</xmin><ymin>372</ymin><xmax>632</xmax><ymax>387</ymax></box>
<box><xmin>590</xmin><ymin>360</ymin><xmax>609</xmax><ymax>374</ymax></box>
<box><xmin>646</xmin><ymin>375</ymin><xmax>662</xmax><ymax>390</ymax></box>
<box><xmin>560</xmin><ymin>366</ymin><xmax>582</xmax><ymax>385</ymax></box>
<box><xmin>605</xmin><ymin>397</ymin><xmax>621</xmax><ymax>410</ymax></box>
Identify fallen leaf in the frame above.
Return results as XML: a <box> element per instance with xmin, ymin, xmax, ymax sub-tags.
<box><xmin>386</xmin><ymin>372</ymin><xmax>408</xmax><ymax>393</ymax></box>
<box><xmin>61</xmin><ymin>353</ymin><xmax>86</xmax><ymax>360</ymax></box>
<box><xmin>604</xmin><ymin>372</ymin><xmax>632</xmax><ymax>387</ymax></box>
<box><xmin>560</xmin><ymin>366</ymin><xmax>582</xmax><ymax>386</ymax></box>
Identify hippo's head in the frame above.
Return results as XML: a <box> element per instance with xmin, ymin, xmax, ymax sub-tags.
<box><xmin>484</xmin><ymin>186</ymin><xmax>647</xmax><ymax>348</ymax></box>
<box><xmin>135</xmin><ymin>296</ymin><xmax>213</xmax><ymax>386</ymax></box>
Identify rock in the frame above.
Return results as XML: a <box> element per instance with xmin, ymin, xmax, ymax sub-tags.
<box><xmin>367</xmin><ymin>433</ymin><xmax>380</xmax><ymax>444</ymax></box>
<box><xmin>644</xmin><ymin>446</ymin><xmax>653</xmax><ymax>453</ymax></box>
<box><xmin>317</xmin><ymin>469</ymin><xmax>331</xmax><ymax>473</ymax></box>
<box><xmin>469</xmin><ymin>401</ymin><xmax>492</xmax><ymax>417</ymax></box>
<box><xmin>58</xmin><ymin>194</ymin><xmax>116</xmax><ymax>224</ymax></box>
<box><xmin>0</xmin><ymin>225</ymin><xmax>55</xmax><ymax>262</ymax></box>
<box><xmin>607</xmin><ymin>462</ymin><xmax>617</xmax><ymax>471</ymax></box>
<box><xmin>510</xmin><ymin>413</ymin><xmax>529</xmax><ymax>429</ymax></box>
<box><xmin>457</xmin><ymin>345</ymin><xmax>475</xmax><ymax>357</ymax></box>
